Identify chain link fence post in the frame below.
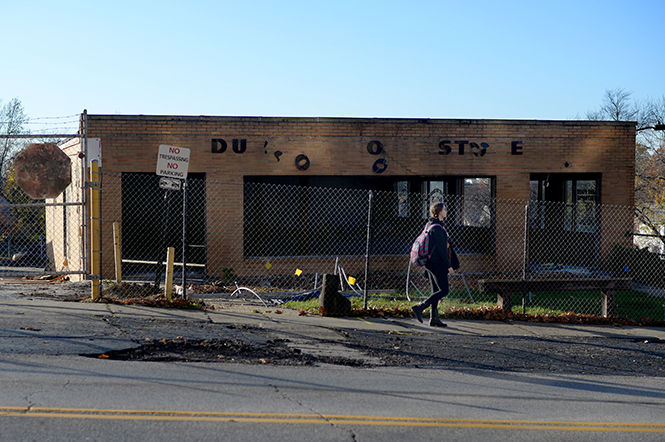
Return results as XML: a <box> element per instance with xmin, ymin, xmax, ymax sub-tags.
<box><xmin>363</xmin><ymin>190</ymin><xmax>374</xmax><ymax>309</ymax></box>
<box><xmin>182</xmin><ymin>179</ymin><xmax>188</xmax><ymax>299</ymax></box>
<box><xmin>523</xmin><ymin>202</ymin><xmax>529</xmax><ymax>281</ymax></box>
<box><xmin>89</xmin><ymin>161</ymin><xmax>101</xmax><ymax>300</ymax></box>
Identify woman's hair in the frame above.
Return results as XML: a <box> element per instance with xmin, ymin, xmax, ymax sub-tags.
<box><xmin>429</xmin><ymin>202</ymin><xmax>446</xmax><ymax>218</ymax></box>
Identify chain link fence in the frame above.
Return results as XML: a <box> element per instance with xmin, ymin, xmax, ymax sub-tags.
<box><xmin>0</xmin><ymin>176</ymin><xmax>85</xmax><ymax>279</ymax></box>
<box><xmin>0</xmin><ymin>200</ymin><xmax>48</xmax><ymax>274</ymax></box>
<box><xmin>94</xmin><ymin>173</ymin><xmax>665</xmax><ymax>322</ymax></box>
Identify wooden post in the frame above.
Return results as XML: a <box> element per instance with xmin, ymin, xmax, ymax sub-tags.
<box><xmin>113</xmin><ymin>222</ymin><xmax>122</xmax><ymax>283</ymax></box>
<box><xmin>522</xmin><ymin>293</ymin><xmax>526</xmax><ymax>315</ymax></box>
<box><xmin>497</xmin><ymin>290</ymin><xmax>513</xmax><ymax>314</ymax></box>
<box><xmin>89</xmin><ymin>161</ymin><xmax>101</xmax><ymax>300</ymax></box>
<box><xmin>602</xmin><ymin>290</ymin><xmax>616</xmax><ymax>318</ymax></box>
<box><xmin>165</xmin><ymin>247</ymin><xmax>175</xmax><ymax>300</ymax></box>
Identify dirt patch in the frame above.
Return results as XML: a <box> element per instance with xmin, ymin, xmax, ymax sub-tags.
<box><xmin>24</xmin><ymin>291</ymin><xmax>88</xmax><ymax>302</ymax></box>
<box><xmin>80</xmin><ymin>329</ymin><xmax>665</xmax><ymax>374</ymax></box>
<box><xmin>82</xmin><ymin>282</ymin><xmax>205</xmax><ymax>309</ymax></box>
<box><xmin>100</xmin><ymin>282</ymin><xmax>160</xmax><ymax>299</ymax></box>
<box><xmin>84</xmin><ymin>337</ymin><xmax>368</xmax><ymax>367</ymax></box>
<box><xmin>338</xmin><ymin>330</ymin><xmax>665</xmax><ymax>376</ymax></box>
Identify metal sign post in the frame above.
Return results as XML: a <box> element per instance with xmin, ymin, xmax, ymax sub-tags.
<box><xmin>155</xmin><ymin>145</ymin><xmax>190</xmax><ymax>294</ymax></box>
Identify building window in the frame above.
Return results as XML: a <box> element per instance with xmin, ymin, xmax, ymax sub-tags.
<box><xmin>529</xmin><ymin>179</ymin><xmax>546</xmax><ymax>229</ymax></box>
<box><xmin>529</xmin><ymin>173</ymin><xmax>600</xmax><ymax>232</ymax></box>
<box><xmin>565</xmin><ymin>179</ymin><xmax>598</xmax><ymax>233</ymax></box>
<box><xmin>243</xmin><ymin>175</ymin><xmax>495</xmax><ymax>258</ymax></box>
<box><xmin>462</xmin><ymin>178</ymin><xmax>492</xmax><ymax>228</ymax></box>
<box><xmin>528</xmin><ymin>173</ymin><xmax>601</xmax><ymax>267</ymax></box>
<box><xmin>396</xmin><ymin>181</ymin><xmax>409</xmax><ymax>218</ymax></box>
<box><xmin>421</xmin><ymin>181</ymin><xmax>447</xmax><ymax>219</ymax></box>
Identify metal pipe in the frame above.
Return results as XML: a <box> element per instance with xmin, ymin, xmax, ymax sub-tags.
<box><xmin>121</xmin><ymin>259</ymin><xmax>205</xmax><ymax>267</ymax></box>
<box><xmin>363</xmin><ymin>190</ymin><xmax>374</xmax><ymax>309</ymax></box>
<box><xmin>0</xmin><ymin>134</ymin><xmax>81</xmax><ymax>138</ymax></box>
<box><xmin>523</xmin><ymin>203</ymin><xmax>529</xmax><ymax>280</ymax></box>
<box><xmin>89</xmin><ymin>160</ymin><xmax>101</xmax><ymax>300</ymax></box>
<box><xmin>627</xmin><ymin>231</ymin><xmax>664</xmax><ymax>238</ymax></box>
<box><xmin>81</xmin><ymin>110</ymin><xmax>90</xmax><ymax>287</ymax></box>
<box><xmin>0</xmin><ymin>202</ymin><xmax>84</xmax><ymax>208</ymax></box>
<box><xmin>182</xmin><ymin>179</ymin><xmax>188</xmax><ymax>299</ymax></box>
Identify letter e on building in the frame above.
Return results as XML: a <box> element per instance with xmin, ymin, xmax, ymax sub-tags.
<box><xmin>156</xmin><ymin>145</ymin><xmax>190</xmax><ymax>179</ymax></box>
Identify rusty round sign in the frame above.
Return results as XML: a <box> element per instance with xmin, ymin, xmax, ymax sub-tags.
<box><xmin>15</xmin><ymin>143</ymin><xmax>72</xmax><ymax>199</ymax></box>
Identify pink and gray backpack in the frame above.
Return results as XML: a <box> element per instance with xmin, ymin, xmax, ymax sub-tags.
<box><xmin>409</xmin><ymin>224</ymin><xmax>442</xmax><ymax>266</ymax></box>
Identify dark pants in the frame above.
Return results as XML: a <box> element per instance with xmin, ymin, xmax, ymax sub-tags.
<box><xmin>420</xmin><ymin>264</ymin><xmax>449</xmax><ymax>311</ymax></box>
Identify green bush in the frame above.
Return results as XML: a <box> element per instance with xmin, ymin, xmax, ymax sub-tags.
<box><xmin>611</xmin><ymin>244</ymin><xmax>665</xmax><ymax>287</ymax></box>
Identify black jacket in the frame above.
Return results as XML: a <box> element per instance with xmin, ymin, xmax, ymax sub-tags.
<box><xmin>425</xmin><ymin>217</ymin><xmax>451</xmax><ymax>269</ymax></box>
<box><xmin>425</xmin><ymin>217</ymin><xmax>460</xmax><ymax>270</ymax></box>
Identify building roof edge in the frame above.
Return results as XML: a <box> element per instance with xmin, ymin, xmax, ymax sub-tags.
<box><xmin>86</xmin><ymin>114</ymin><xmax>637</xmax><ymax>127</ymax></box>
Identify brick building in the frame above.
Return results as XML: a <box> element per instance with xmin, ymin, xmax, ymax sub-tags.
<box><xmin>47</xmin><ymin>115</ymin><xmax>636</xmax><ymax>280</ymax></box>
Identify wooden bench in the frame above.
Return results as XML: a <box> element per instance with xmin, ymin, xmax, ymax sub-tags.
<box><xmin>478</xmin><ymin>278</ymin><xmax>632</xmax><ymax>318</ymax></box>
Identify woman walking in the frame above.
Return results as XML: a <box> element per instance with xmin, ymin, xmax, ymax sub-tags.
<box><xmin>412</xmin><ymin>202</ymin><xmax>455</xmax><ymax>327</ymax></box>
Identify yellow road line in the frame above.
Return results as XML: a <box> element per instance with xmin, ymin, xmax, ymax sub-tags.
<box><xmin>356</xmin><ymin>317</ymin><xmax>372</xmax><ymax>324</ymax></box>
<box><xmin>13</xmin><ymin>407</ymin><xmax>665</xmax><ymax>427</ymax></box>
<box><xmin>0</xmin><ymin>407</ymin><xmax>664</xmax><ymax>433</ymax></box>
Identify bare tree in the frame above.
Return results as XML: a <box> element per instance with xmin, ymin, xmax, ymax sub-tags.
<box><xmin>586</xmin><ymin>88</ymin><xmax>639</xmax><ymax>122</ymax></box>
<box><xmin>0</xmin><ymin>98</ymin><xmax>28</xmax><ymax>182</ymax></box>
<box><xmin>588</xmin><ymin>89</ymin><xmax>665</xmax><ymax>248</ymax></box>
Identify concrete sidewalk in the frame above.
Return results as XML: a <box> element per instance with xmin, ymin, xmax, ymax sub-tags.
<box><xmin>2</xmin><ymin>296</ymin><xmax>665</xmax><ymax>359</ymax></box>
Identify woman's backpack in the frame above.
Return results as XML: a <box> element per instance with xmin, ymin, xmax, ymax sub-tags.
<box><xmin>409</xmin><ymin>224</ymin><xmax>442</xmax><ymax>266</ymax></box>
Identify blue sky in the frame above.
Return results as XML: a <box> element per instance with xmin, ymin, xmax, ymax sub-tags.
<box><xmin>2</xmin><ymin>0</ymin><xmax>664</xmax><ymax>131</ymax></box>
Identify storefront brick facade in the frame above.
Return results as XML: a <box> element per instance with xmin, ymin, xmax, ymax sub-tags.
<box><xmin>56</xmin><ymin>115</ymin><xmax>636</xmax><ymax>279</ymax></box>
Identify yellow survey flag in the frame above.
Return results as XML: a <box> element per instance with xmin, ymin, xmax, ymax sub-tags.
<box><xmin>295</xmin><ymin>268</ymin><xmax>303</xmax><ymax>276</ymax></box>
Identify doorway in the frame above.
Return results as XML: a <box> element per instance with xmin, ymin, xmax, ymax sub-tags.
<box><xmin>121</xmin><ymin>173</ymin><xmax>206</xmax><ymax>276</ymax></box>
<box><xmin>528</xmin><ymin>174</ymin><xmax>601</xmax><ymax>268</ymax></box>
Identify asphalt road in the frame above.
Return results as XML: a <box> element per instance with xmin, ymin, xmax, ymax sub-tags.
<box><xmin>2</xmin><ymin>355</ymin><xmax>665</xmax><ymax>441</ymax></box>
<box><xmin>1</xmin><ymin>283</ymin><xmax>665</xmax><ymax>440</ymax></box>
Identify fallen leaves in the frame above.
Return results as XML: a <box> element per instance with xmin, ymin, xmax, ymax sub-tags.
<box><xmin>24</xmin><ymin>274</ymin><xmax>70</xmax><ymax>283</ymax></box>
<box><xmin>334</xmin><ymin>304</ymin><xmax>665</xmax><ymax>327</ymax></box>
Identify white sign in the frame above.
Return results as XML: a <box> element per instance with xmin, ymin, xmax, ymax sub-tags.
<box><xmin>159</xmin><ymin>177</ymin><xmax>182</xmax><ymax>191</ymax></box>
<box><xmin>156</xmin><ymin>145</ymin><xmax>190</xmax><ymax>179</ymax></box>
<box><xmin>86</xmin><ymin>138</ymin><xmax>102</xmax><ymax>166</ymax></box>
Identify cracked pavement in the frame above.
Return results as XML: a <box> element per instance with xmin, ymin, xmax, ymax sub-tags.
<box><xmin>1</xmin><ymin>282</ymin><xmax>665</xmax><ymax>375</ymax></box>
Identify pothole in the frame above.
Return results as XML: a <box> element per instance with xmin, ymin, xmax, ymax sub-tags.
<box><xmin>81</xmin><ymin>338</ymin><xmax>370</xmax><ymax>367</ymax></box>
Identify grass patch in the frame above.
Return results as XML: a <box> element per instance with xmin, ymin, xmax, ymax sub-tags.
<box><xmin>504</xmin><ymin>289</ymin><xmax>665</xmax><ymax>322</ymax></box>
<box><xmin>283</xmin><ymin>298</ymin><xmax>319</xmax><ymax>313</ymax></box>
<box><xmin>283</xmin><ymin>288</ymin><xmax>665</xmax><ymax>323</ymax></box>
